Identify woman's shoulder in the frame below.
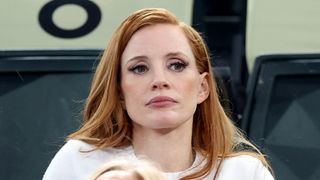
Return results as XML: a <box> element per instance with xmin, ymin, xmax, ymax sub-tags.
<box><xmin>47</xmin><ymin>139</ymin><xmax>97</xmax><ymax>162</ymax></box>
<box><xmin>43</xmin><ymin>139</ymin><xmax>135</xmax><ymax>180</ymax></box>
<box><xmin>58</xmin><ymin>139</ymin><xmax>95</xmax><ymax>153</ymax></box>
<box><xmin>170</xmin><ymin>154</ymin><xmax>274</xmax><ymax>180</ymax></box>
<box><xmin>217</xmin><ymin>155</ymin><xmax>274</xmax><ymax>180</ymax></box>
<box><xmin>55</xmin><ymin>139</ymin><xmax>133</xmax><ymax>157</ymax></box>
<box><xmin>224</xmin><ymin>154</ymin><xmax>264</xmax><ymax>166</ymax></box>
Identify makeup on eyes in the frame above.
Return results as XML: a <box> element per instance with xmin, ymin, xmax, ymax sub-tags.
<box><xmin>167</xmin><ymin>59</ymin><xmax>189</xmax><ymax>72</ymax></box>
<box><xmin>128</xmin><ymin>63</ymin><xmax>149</xmax><ymax>74</ymax></box>
<box><xmin>125</xmin><ymin>51</ymin><xmax>191</xmax><ymax>74</ymax></box>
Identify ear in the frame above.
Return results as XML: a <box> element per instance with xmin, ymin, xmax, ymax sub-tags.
<box><xmin>118</xmin><ymin>87</ymin><xmax>126</xmax><ymax>110</ymax></box>
<box><xmin>197</xmin><ymin>72</ymin><xmax>209</xmax><ymax>104</ymax></box>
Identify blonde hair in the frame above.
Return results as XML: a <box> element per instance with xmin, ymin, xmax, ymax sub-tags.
<box><xmin>90</xmin><ymin>159</ymin><xmax>166</xmax><ymax>180</ymax></box>
<box><xmin>69</xmin><ymin>8</ymin><xmax>271</xmax><ymax>179</ymax></box>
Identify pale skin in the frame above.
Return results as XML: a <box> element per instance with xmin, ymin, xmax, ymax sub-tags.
<box><xmin>120</xmin><ymin>24</ymin><xmax>209</xmax><ymax>172</ymax></box>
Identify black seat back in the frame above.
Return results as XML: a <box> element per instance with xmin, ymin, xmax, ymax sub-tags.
<box><xmin>0</xmin><ymin>50</ymin><xmax>101</xmax><ymax>180</ymax></box>
<box><xmin>242</xmin><ymin>54</ymin><xmax>320</xmax><ymax>180</ymax></box>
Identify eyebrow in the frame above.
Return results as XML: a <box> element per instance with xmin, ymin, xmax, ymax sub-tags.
<box><xmin>165</xmin><ymin>52</ymin><xmax>190</xmax><ymax>59</ymax></box>
<box><xmin>125</xmin><ymin>51</ymin><xmax>190</xmax><ymax>64</ymax></box>
<box><xmin>125</xmin><ymin>55</ymin><xmax>148</xmax><ymax>64</ymax></box>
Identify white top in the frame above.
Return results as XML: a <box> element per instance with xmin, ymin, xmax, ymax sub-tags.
<box><xmin>43</xmin><ymin>140</ymin><xmax>274</xmax><ymax>180</ymax></box>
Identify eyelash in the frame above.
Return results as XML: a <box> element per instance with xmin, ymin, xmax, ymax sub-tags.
<box><xmin>168</xmin><ymin>60</ymin><xmax>188</xmax><ymax>72</ymax></box>
<box><xmin>128</xmin><ymin>59</ymin><xmax>189</xmax><ymax>74</ymax></box>
<box><xmin>128</xmin><ymin>64</ymin><xmax>148</xmax><ymax>74</ymax></box>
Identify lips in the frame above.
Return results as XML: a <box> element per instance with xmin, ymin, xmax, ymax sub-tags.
<box><xmin>146</xmin><ymin>96</ymin><xmax>177</xmax><ymax>107</ymax></box>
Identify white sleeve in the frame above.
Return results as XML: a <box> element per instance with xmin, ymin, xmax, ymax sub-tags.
<box><xmin>217</xmin><ymin>155</ymin><xmax>275</xmax><ymax>180</ymax></box>
<box><xmin>42</xmin><ymin>140</ymin><xmax>92</xmax><ymax>180</ymax></box>
<box><xmin>253</xmin><ymin>158</ymin><xmax>274</xmax><ymax>180</ymax></box>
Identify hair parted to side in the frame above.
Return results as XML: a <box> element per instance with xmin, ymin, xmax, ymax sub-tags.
<box><xmin>69</xmin><ymin>8</ymin><xmax>271</xmax><ymax>179</ymax></box>
<box><xmin>90</xmin><ymin>159</ymin><xmax>166</xmax><ymax>180</ymax></box>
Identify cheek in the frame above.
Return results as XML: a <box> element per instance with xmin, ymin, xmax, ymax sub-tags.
<box><xmin>121</xmin><ymin>82</ymin><xmax>135</xmax><ymax>102</ymax></box>
<box><xmin>121</xmin><ymin>79</ymin><xmax>146</xmax><ymax>109</ymax></box>
<box><xmin>181</xmin><ymin>76</ymin><xmax>201</xmax><ymax>97</ymax></box>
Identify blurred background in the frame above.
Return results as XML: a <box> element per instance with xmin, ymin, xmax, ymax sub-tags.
<box><xmin>0</xmin><ymin>0</ymin><xmax>319</xmax><ymax>179</ymax></box>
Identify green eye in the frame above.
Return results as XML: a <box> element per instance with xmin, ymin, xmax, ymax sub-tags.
<box><xmin>129</xmin><ymin>65</ymin><xmax>148</xmax><ymax>74</ymax></box>
<box><xmin>169</xmin><ymin>62</ymin><xmax>187</xmax><ymax>72</ymax></box>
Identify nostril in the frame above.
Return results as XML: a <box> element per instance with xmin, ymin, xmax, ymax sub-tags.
<box><xmin>152</xmin><ymin>81</ymin><xmax>169</xmax><ymax>89</ymax></box>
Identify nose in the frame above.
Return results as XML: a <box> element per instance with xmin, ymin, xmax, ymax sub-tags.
<box><xmin>151</xmin><ymin>68</ymin><xmax>170</xmax><ymax>90</ymax></box>
<box><xmin>152</xmin><ymin>81</ymin><xmax>169</xmax><ymax>89</ymax></box>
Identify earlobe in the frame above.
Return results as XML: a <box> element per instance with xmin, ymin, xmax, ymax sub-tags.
<box><xmin>197</xmin><ymin>72</ymin><xmax>209</xmax><ymax>104</ymax></box>
<box><xmin>121</xmin><ymin>100</ymin><xmax>126</xmax><ymax>110</ymax></box>
<box><xmin>118</xmin><ymin>87</ymin><xmax>126</xmax><ymax>110</ymax></box>
<box><xmin>120</xmin><ymin>94</ymin><xmax>125</xmax><ymax>109</ymax></box>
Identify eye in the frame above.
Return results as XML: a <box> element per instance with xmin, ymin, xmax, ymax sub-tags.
<box><xmin>129</xmin><ymin>64</ymin><xmax>148</xmax><ymax>74</ymax></box>
<box><xmin>168</xmin><ymin>60</ymin><xmax>188</xmax><ymax>72</ymax></box>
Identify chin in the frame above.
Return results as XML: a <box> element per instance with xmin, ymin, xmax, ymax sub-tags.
<box><xmin>150</xmin><ymin>117</ymin><xmax>189</xmax><ymax>129</ymax></box>
<box><xmin>153</xmin><ymin>127</ymin><xmax>176</xmax><ymax>134</ymax></box>
<box><xmin>132</xmin><ymin>113</ymin><xmax>193</xmax><ymax>130</ymax></box>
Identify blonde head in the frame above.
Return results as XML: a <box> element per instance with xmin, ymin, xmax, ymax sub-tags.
<box><xmin>90</xmin><ymin>159</ymin><xmax>166</xmax><ymax>180</ymax></box>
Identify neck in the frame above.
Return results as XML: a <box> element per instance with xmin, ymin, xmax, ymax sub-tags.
<box><xmin>132</xmin><ymin>121</ymin><xmax>194</xmax><ymax>172</ymax></box>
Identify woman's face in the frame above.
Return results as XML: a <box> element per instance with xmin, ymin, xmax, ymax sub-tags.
<box><xmin>120</xmin><ymin>24</ymin><xmax>209</xmax><ymax>130</ymax></box>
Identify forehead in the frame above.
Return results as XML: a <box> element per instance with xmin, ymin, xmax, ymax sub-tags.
<box><xmin>121</xmin><ymin>24</ymin><xmax>194</xmax><ymax>61</ymax></box>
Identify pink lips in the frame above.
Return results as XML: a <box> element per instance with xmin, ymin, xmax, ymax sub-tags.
<box><xmin>146</xmin><ymin>96</ymin><xmax>177</xmax><ymax>108</ymax></box>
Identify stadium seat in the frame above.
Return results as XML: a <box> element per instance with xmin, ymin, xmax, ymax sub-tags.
<box><xmin>242</xmin><ymin>54</ymin><xmax>320</xmax><ymax>180</ymax></box>
<box><xmin>0</xmin><ymin>50</ymin><xmax>101</xmax><ymax>180</ymax></box>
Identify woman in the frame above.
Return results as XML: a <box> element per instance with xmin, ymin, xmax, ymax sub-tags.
<box><xmin>43</xmin><ymin>8</ymin><xmax>274</xmax><ymax>180</ymax></box>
